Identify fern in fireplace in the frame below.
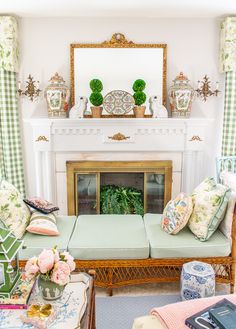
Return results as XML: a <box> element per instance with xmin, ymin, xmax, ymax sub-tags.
<box><xmin>100</xmin><ymin>185</ymin><xmax>144</xmax><ymax>215</ymax></box>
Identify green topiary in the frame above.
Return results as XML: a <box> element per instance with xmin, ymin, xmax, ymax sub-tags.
<box><xmin>133</xmin><ymin>91</ymin><xmax>146</xmax><ymax>106</ymax></box>
<box><xmin>89</xmin><ymin>92</ymin><xmax>103</xmax><ymax>106</ymax></box>
<box><xmin>132</xmin><ymin>79</ymin><xmax>146</xmax><ymax>92</ymax></box>
<box><xmin>90</xmin><ymin>79</ymin><xmax>103</xmax><ymax>92</ymax></box>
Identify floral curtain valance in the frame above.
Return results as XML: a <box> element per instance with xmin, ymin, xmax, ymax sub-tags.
<box><xmin>0</xmin><ymin>16</ymin><xmax>19</xmax><ymax>73</ymax></box>
<box><xmin>220</xmin><ymin>17</ymin><xmax>236</xmax><ymax>73</ymax></box>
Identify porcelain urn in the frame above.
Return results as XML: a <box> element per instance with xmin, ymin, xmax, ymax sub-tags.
<box><xmin>44</xmin><ymin>72</ymin><xmax>70</xmax><ymax>118</ymax></box>
<box><xmin>168</xmin><ymin>72</ymin><xmax>194</xmax><ymax>118</ymax></box>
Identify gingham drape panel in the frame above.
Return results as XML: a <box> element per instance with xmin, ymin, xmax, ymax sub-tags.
<box><xmin>0</xmin><ymin>69</ymin><xmax>25</xmax><ymax>195</ymax></box>
<box><xmin>221</xmin><ymin>71</ymin><xmax>236</xmax><ymax>157</ymax></box>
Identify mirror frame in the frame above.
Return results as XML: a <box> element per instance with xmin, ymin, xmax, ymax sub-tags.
<box><xmin>70</xmin><ymin>33</ymin><xmax>167</xmax><ymax>107</ymax></box>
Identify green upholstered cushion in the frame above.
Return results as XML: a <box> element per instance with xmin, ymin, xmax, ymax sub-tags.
<box><xmin>144</xmin><ymin>214</ymin><xmax>231</xmax><ymax>259</ymax></box>
<box><xmin>19</xmin><ymin>216</ymin><xmax>77</xmax><ymax>259</ymax></box>
<box><xmin>68</xmin><ymin>215</ymin><xmax>149</xmax><ymax>260</ymax></box>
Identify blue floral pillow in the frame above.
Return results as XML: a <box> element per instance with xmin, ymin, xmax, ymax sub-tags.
<box><xmin>161</xmin><ymin>193</ymin><xmax>193</xmax><ymax>234</ymax></box>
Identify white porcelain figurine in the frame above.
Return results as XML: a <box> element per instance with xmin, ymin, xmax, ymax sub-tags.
<box><xmin>149</xmin><ymin>95</ymin><xmax>168</xmax><ymax>118</ymax></box>
<box><xmin>69</xmin><ymin>96</ymin><xmax>88</xmax><ymax>119</ymax></box>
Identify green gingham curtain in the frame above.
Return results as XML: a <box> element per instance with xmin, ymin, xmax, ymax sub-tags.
<box><xmin>221</xmin><ymin>71</ymin><xmax>236</xmax><ymax>156</ymax></box>
<box><xmin>220</xmin><ymin>18</ymin><xmax>236</xmax><ymax>157</ymax></box>
<box><xmin>0</xmin><ymin>16</ymin><xmax>25</xmax><ymax>195</ymax></box>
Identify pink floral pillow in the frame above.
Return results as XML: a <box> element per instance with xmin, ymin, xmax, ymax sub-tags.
<box><xmin>24</xmin><ymin>197</ymin><xmax>59</xmax><ymax>214</ymax></box>
<box><xmin>161</xmin><ymin>193</ymin><xmax>193</xmax><ymax>234</ymax></box>
<box><xmin>26</xmin><ymin>211</ymin><xmax>59</xmax><ymax>236</ymax></box>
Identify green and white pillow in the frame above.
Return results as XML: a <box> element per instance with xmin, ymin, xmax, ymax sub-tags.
<box><xmin>0</xmin><ymin>179</ymin><xmax>31</xmax><ymax>238</ymax></box>
<box><xmin>188</xmin><ymin>177</ymin><xmax>231</xmax><ymax>241</ymax></box>
<box><xmin>26</xmin><ymin>211</ymin><xmax>59</xmax><ymax>236</ymax></box>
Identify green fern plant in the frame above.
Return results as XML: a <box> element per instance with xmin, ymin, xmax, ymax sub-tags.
<box><xmin>100</xmin><ymin>185</ymin><xmax>144</xmax><ymax>215</ymax></box>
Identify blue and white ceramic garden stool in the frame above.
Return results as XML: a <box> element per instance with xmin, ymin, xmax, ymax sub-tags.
<box><xmin>180</xmin><ymin>261</ymin><xmax>215</xmax><ymax>301</ymax></box>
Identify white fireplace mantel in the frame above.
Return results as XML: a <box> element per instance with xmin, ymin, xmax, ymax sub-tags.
<box><xmin>24</xmin><ymin>117</ymin><xmax>213</xmax><ymax>214</ymax></box>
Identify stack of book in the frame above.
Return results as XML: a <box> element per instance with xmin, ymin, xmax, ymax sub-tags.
<box><xmin>0</xmin><ymin>275</ymin><xmax>36</xmax><ymax>309</ymax></box>
<box><xmin>185</xmin><ymin>298</ymin><xmax>236</xmax><ymax>329</ymax></box>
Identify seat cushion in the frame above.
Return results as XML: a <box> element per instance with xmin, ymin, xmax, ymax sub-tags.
<box><xmin>19</xmin><ymin>216</ymin><xmax>77</xmax><ymax>259</ymax></box>
<box><xmin>68</xmin><ymin>214</ymin><xmax>149</xmax><ymax>260</ymax></box>
<box><xmin>144</xmin><ymin>214</ymin><xmax>231</xmax><ymax>259</ymax></box>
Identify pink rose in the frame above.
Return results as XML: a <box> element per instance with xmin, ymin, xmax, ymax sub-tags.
<box><xmin>67</xmin><ymin>259</ymin><xmax>76</xmax><ymax>272</ymax></box>
<box><xmin>25</xmin><ymin>256</ymin><xmax>38</xmax><ymax>272</ymax></box>
<box><xmin>53</xmin><ymin>249</ymin><xmax>60</xmax><ymax>263</ymax></box>
<box><xmin>25</xmin><ymin>256</ymin><xmax>39</xmax><ymax>280</ymax></box>
<box><xmin>51</xmin><ymin>261</ymin><xmax>70</xmax><ymax>285</ymax></box>
<box><xmin>38</xmin><ymin>249</ymin><xmax>55</xmax><ymax>274</ymax></box>
<box><xmin>60</xmin><ymin>251</ymin><xmax>76</xmax><ymax>272</ymax></box>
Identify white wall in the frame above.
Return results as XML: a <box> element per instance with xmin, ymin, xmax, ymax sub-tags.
<box><xmin>19</xmin><ymin>17</ymin><xmax>224</xmax><ymax>196</ymax></box>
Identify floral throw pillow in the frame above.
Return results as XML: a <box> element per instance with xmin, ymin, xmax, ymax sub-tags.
<box><xmin>23</xmin><ymin>197</ymin><xmax>59</xmax><ymax>214</ymax></box>
<box><xmin>0</xmin><ymin>179</ymin><xmax>31</xmax><ymax>238</ymax></box>
<box><xmin>188</xmin><ymin>177</ymin><xmax>231</xmax><ymax>241</ymax></box>
<box><xmin>219</xmin><ymin>193</ymin><xmax>236</xmax><ymax>241</ymax></box>
<box><xmin>161</xmin><ymin>193</ymin><xmax>193</xmax><ymax>234</ymax></box>
<box><xmin>220</xmin><ymin>171</ymin><xmax>236</xmax><ymax>192</ymax></box>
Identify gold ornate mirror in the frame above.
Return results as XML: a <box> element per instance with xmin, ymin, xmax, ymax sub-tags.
<box><xmin>70</xmin><ymin>33</ymin><xmax>167</xmax><ymax>108</ymax></box>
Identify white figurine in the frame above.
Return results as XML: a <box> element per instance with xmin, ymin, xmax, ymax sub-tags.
<box><xmin>149</xmin><ymin>95</ymin><xmax>168</xmax><ymax>118</ymax></box>
<box><xmin>69</xmin><ymin>96</ymin><xmax>88</xmax><ymax>119</ymax></box>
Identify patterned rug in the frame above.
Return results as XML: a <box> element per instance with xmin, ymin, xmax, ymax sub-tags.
<box><xmin>96</xmin><ymin>294</ymin><xmax>181</xmax><ymax>329</ymax></box>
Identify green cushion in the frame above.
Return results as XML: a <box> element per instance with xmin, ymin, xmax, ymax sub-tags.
<box><xmin>68</xmin><ymin>215</ymin><xmax>149</xmax><ymax>260</ymax></box>
<box><xmin>144</xmin><ymin>214</ymin><xmax>231</xmax><ymax>259</ymax></box>
<box><xmin>19</xmin><ymin>216</ymin><xmax>77</xmax><ymax>259</ymax></box>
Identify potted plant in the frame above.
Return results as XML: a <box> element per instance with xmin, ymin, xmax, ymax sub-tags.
<box><xmin>89</xmin><ymin>79</ymin><xmax>103</xmax><ymax>118</ymax></box>
<box><xmin>132</xmin><ymin>79</ymin><xmax>147</xmax><ymax>118</ymax></box>
<box><xmin>24</xmin><ymin>247</ymin><xmax>75</xmax><ymax>300</ymax></box>
<box><xmin>100</xmin><ymin>185</ymin><xmax>144</xmax><ymax>215</ymax></box>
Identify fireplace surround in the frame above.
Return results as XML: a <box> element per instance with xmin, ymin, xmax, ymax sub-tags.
<box><xmin>25</xmin><ymin>117</ymin><xmax>213</xmax><ymax>214</ymax></box>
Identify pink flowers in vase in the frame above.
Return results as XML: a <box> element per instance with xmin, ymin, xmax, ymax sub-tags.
<box><xmin>24</xmin><ymin>247</ymin><xmax>76</xmax><ymax>286</ymax></box>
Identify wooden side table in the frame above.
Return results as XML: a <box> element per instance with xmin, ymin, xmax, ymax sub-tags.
<box><xmin>0</xmin><ymin>273</ymin><xmax>96</xmax><ymax>329</ymax></box>
<box><xmin>81</xmin><ymin>272</ymin><xmax>96</xmax><ymax>329</ymax></box>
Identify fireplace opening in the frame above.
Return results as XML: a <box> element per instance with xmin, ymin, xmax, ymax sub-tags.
<box><xmin>67</xmin><ymin>161</ymin><xmax>172</xmax><ymax>216</ymax></box>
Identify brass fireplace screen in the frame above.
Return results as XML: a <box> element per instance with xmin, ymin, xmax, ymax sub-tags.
<box><xmin>67</xmin><ymin>161</ymin><xmax>172</xmax><ymax>216</ymax></box>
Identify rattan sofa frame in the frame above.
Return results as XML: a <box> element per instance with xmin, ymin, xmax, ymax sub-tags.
<box><xmin>19</xmin><ymin>208</ymin><xmax>236</xmax><ymax>296</ymax></box>
<box><xmin>73</xmin><ymin>207</ymin><xmax>236</xmax><ymax>296</ymax></box>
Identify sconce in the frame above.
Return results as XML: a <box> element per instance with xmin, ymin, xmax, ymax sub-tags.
<box><xmin>17</xmin><ymin>75</ymin><xmax>41</xmax><ymax>101</ymax></box>
<box><xmin>195</xmin><ymin>75</ymin><xmax>220</xmax><ymax>102</ymax></box>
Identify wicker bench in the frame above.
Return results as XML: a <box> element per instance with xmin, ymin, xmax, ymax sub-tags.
<box><xmin>68</xmin><ymin>211</ymin><xmax>236</xmax><ymax>296</ymax></box>
<box><xmin>18</xmin><ymin>210</ymin><xmax>236</xmax><ymax>296</ymax></box>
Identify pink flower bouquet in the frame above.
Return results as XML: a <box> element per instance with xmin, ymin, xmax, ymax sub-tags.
<box><xmin>24</xmin><ymin>247</ymin><xmax>76</xmax><ymax>286</ymax></box>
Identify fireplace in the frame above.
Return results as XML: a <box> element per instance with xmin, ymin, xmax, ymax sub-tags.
<box><xmin>67</xmin><ymin>161</ymin><xmax>172</xmax><ymax>216</ymax></box>
<box><xmin>25</xmin><ymin>117</ymin><xmax>211</xmax><ymax>215</ymax></box>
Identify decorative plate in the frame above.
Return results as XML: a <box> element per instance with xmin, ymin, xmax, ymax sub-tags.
<box><xmin>103</xmin><ymin>90</ymin><xmax>135</xmax><ymax>115</ymax></box>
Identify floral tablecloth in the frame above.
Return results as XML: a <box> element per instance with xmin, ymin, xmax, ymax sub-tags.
<box><xmin>0</xmin><ymin>280</ymin><xmax>89</xmax><ymax>328</ymax></box>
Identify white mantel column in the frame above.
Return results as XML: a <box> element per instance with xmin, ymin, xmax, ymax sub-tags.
<box><xmin>30</xmin><ymin>122</ymin><xmax>55</xmax><ymax>202</ymax></box>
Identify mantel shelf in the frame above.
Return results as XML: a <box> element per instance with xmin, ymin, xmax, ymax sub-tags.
<box><xmin>24</xmin><ymin>117</ymin><xmax>214</xmax><ymax>127</ymax></box>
